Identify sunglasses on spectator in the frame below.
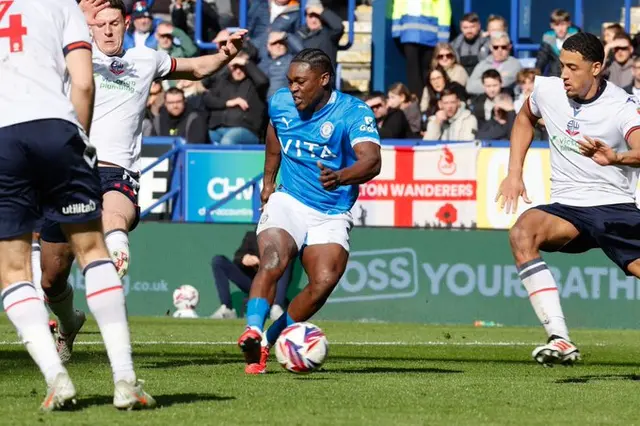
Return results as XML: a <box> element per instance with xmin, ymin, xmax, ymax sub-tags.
<box><xmin>614</xmin><ymin>46</ymin><xmax>631</xmax><ymax>52</ymax></box>
<box><xmin>437</xmin><ymin>53</ymin><xmax>454</xmax><ymax>60</ymax></box>
<box><xmin>159</xmin><ymin>33</ymin><xmax>172</xmax><ymax>39</ymax></box>
<box><xmin>369</xmin><ymin>103</ymin><xmax>383</xmax><ymax>110</ymax></box>
<box><xmin>492</xmin><ymin>44</ymin><xmax>509</xmax><ymax>50</ymax></box>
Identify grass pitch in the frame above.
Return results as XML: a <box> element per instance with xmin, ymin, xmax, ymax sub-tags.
<box><xmin>1</xmin><ymin>317</ymin><xmax>639</xmax><ymax>425</ymax></box>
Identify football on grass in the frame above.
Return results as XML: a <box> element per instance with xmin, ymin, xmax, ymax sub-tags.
<box><xmin>275</xmin><ymin>322</ymin><xmax>328</xmax><ymax>373</ymax></box>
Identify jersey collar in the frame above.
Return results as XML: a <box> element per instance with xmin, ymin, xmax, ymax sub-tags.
<box><xmin>572</xmin><ymin>79</ymin><xmax>607</xmax><ymax>105</ymax></box>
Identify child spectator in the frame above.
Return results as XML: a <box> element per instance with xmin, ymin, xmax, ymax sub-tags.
<box><xmin>432</xmin><ymin>42</ymin><xmax>469</xmax><ymax>86</ymax></box>
<box><xmin>451</xmin><ymin>13</ymin><xmax>490</xmax><ymax>76</ymax></box>
<box><xmin>470</xmin><ymin>69</ymin><xmax>503</xmax><ymax>128</ymax></box>
<box><xmin>421</xmin><ymin>65</ymin><xmax>468</xmax><ymax>117</ymax></box>
<box><xmin>424</xmin><ymin>88</ymin><xmax>477</xmax><ymax>141</ymax></box>
<box><xmin>536</xmin><ymin>9</ymin><xmax>579</xmax><ymax>77</ymax></box>
<box><xmin>514</xmin><ymin>68</ymin><xmax>540</xmax><ymax>113</ymax></box>
<box><xmin>387</xmin><ymin>83</ymin><xmax>422</xmax><ymax>135</ymax></box>
<box><xmin>485</xmin><ymin>14</ymin><xmax>508</xmax><ymax>38</ymax></box>
<box><xmin>477</xmin><ymin>93</ymin><xmax>516</xmax><ymax>140</ymax></box>
<box><xmin>467</xmin><ymin>32</ymin><xmax>521</xmax><ymax>95</ymax></box>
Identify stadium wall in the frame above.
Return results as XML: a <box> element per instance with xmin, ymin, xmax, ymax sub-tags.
<box><xmin>67</xmin><ymin>222</ymin><xmax>640</xmax><ymax>329</ymax></box>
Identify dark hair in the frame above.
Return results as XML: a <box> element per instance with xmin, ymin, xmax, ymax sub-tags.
<box><xmin>440</xmin><ymin>87</ymin><xmax>460</xmax><ymax>99</ymax></box>
<box><xmin>388</xmin><ymin>82</ymin><xmax>417</xmax><ymax>103</ymax></box>
<box><xmin>291</xmin><ymin>48</ymin><xmax>335</xmax><ymax>78</ymax></box>
<box><xmin>482</xmin><ymin>69</ymin><xmax>502</xmax><ymax>83</ymax></box>
<box><xmin>550</xmin><ymin>9</ymin><xmax>571</xmax><ymax>23</ymax></box>
<box><xmin>461</xmin><ymin>13</ymin><xmax>479</xmax><ymax>24</ymax></box>
<box><xmin>487</xmin><ymin>14</ymin><xmax>508</xmax><ymax>31</ymax></box>
<box><xmin>101</xmin><ymin>0</ymin><xmax>127</xmax><ymax>17</ymax></box>
<box><xmin>365</xmin><ymin>91</ymin><xmax>386</xmax><ymax>102</ymax></box>
<box><xmin>426</xmin><ymin>65</ymin><xmax>452</xmax><ymax>115</ymax></box>
<box><xmin>165</xmin><ymin>87</ymin><xmax>185</xmax><ymax>98</ymax></box>
<box><xmin>563</xmin><ymin>32</ymin><xmax>605</xmax><ymax>64</ymax></box>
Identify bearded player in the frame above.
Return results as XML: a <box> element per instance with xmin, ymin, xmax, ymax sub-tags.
<box><xmin>497</xmin><ymin>32</ymin><xmax>640</xmax><ymax>366</ymax></box>
<box><xmin>39</xmin><ymin>0</ymin><xmax>246</xmax><ymax>363</ymax></box>
<box><xmin>237</xmin><ymin>48</ymin><xmax>382</xmax><ymax>374</ymax></box>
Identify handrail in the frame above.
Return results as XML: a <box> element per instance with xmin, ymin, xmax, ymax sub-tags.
<box><xmin>205</xmin><ymin>172</ymin><xmax>264</xmax><ymax>223</ymax></box>
<box><xmin>194</xmin><ymin>0</ymin><xmax>248</xmax><ymax>51</ymax></box>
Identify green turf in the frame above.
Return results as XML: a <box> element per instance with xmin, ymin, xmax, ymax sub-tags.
<box><xmin>1</xmin><ymin>317</ymin><xmax>639</xmax><ymax>425</ymax></box>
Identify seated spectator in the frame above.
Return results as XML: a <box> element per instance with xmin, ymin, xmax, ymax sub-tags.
<box><xmin>365</xmin><ymin>91</ymin><xmax>415</xmax><ymax>139</ymax></box>
<box><xmin>155</xmin><ymin>21</ymin><xmax>198</xmax><ymax>58</ymax></box>
<box><xmin>514</xmin><ymin>68</ymin><xmax>540</xmax><ymax>113</ymax></box>
<box><xmin>259</xmin><ymin>32</ymin><xmax>294</xmax><ymax>99</ymax></box>
<box><xmin>604</xmin><ymin>33</ymin><xmax>634</xmax><ymax>89</ymax></box>
<box><xmin>387</xmin><ymin>83</ymin><xmax>422</xmax><ymax>135</ymax></box>
<box><xmin>467</xmin><ymin>32</ymin><xmax>522</xmax><ymax>95</ymax></box>
<box><xmin>210</xmin><ymin>230</ymin><xmax>291</xmax><ymax>320</ymax></box>
<box><xmin>424</xmin><ymin>88</ymin><xmax>477</xmax><ymax>141</ymax></box>
<box><xmin>432</xmin><ymin>42</ymin><xmax>469</xmax><ymax>86</ymax></box>
<box><xmin>124</xmin><ymin>1</ymin><xmax>162</xmax><ymax>50</ymax></box>
<box><xmin>170</xmin><ymin>0</ymin><xmax>221</xmax><ymax>42</ymax></box>
<box><xmin>624</xmin><ymin>56</ymin><xmax>640</xmax><ymax>97</ymax></box>
<box><xmin>470</xmin><ymin>69</ymin><xmax>504</xmax><ymax>128</ymax></box>
<box><xmin>205</xmin><ymin>53</ymin><xmax>269</xmax><ymax>145</ymax></box>
<box><xmin>477</xmin><ymin>93</ymin><xmax>516</xmax><ymax>140</ymax></box>
<box><xmin>270</xmin><ymin>0</ymin><xmax>301</xmax><ymax>36</ymax></box>
<box><xmin>485</xmin><ymin>14</ymin><xmax>508</xmax><ymax>38</ymax></box>
<box><xmin>152</xmin><ymin>88</ymin><xmax>209</xmax><ymax>143</ymax></box>
<box><xmin>451</xmin><ymin>13</ymin><xmax>490</xmax><ymax>76</ymax></box>
<box><xmin>536</xmin><ymin>9</ymin><xmax>579</xmax><ymax>77</ymax></box>
<box><xmin>177</xmin><ymin>79</ymin><xmax>208</xmax><ymax>112</ymax></box>
<box><xmin>421</xmin><ymin>66</ymin><xmax>467</xmax><ymax>117</ymax></box>
<box><xmin>288</xmin><ymin>0</ymin><xmax>345</xmax><ymax>68</ymax></box>
<box><xmin>142</xmin><ymin>81</ymin><xmax>164</xmax><ymax>137</ymax></box>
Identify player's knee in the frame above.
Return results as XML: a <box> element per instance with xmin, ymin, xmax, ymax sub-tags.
<box><xmin>261</xmin><ymin>244</ymin><xmax>286</xmax><ymax>273</ymax></box>
<box><xmin>309</xmin><ymin>271</ymin><xmax>340</xmax><ymax>296</ymax></box>
<box><xmin>40</xmin><ymin>249</ymin><xmax>73</xmax><ymax>292</ymax></box>
<box><xmin>509</xmin><ymin>222</ymin><xmax>538</xmax><ymax>253</ymax></box>
<box><xmin>102</xmin><ymin>210</ymin><xmax>129</xmax><ymax>232</ymax></box>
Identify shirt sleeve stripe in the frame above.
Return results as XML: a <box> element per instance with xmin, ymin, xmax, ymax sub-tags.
<box><xmin>63</xmin><ymin>41</ymin><xmax>92</xmax><ymax>56</ymax></box>
<box><xmin>526</xmin><ymin>96</ymin><xmax>541</xmax><ymax>118</ymax></box>
<box><xmin>625</xmin><ymin>125</ymin><xmax>640</xmax><ymax>141</ymax></box>
<box><xmin>351</xmin><ymin>137</ymin><xmax>380</xmax><ymax>146</ymax></box>
<box><xmin>169</xmin><ymin>57</ymin><xmax>177</xmax><ymax>74</ymax></box>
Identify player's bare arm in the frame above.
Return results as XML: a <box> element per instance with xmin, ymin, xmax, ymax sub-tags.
<box><xmin>318</xmin><ymin>142</ymin><xmax>381</xmax><ymax>190</ymax></box>
<box><xmin>261</xmin><ymin>123</ymin><xmax>281</xmax><ymax>206</ymax></box>
<box><xmin>495</xmin><ymin>96</ymin><xmax>536</xmax><ymax>213</ymax></box>
<box><xmin>578</xmin><ymin>132</ymin><xmax>640</xmax><ymax>166</ymax></box>
<box><xmin>167</xmin><ymin>30</ymin><xmax>247</xmax><ymax>80</ymax></box>
<box><xmin>65</xmin><ymin>48</ymin><xmax>96</xmax><ymax>134</ymax></box>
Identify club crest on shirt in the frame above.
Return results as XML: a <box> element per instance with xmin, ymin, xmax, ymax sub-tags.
<box><xmin>320</xmin><ymin>121</ymin><xmax>334</xmax><ymax>139</ymax></box>
<box><xmin>566</xmin><ymin>119</ymin><xmax>580</xmax><ymax>137</ymax></box>
<box><xmin>109</xmin><ymin>59</ymin><xmax>125</xmax><ymax>76</ymax></box>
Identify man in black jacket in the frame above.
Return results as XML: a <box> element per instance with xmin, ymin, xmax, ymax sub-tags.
<box><xmin>288</xmin><ymin>1</ymin><xmax>344</xmax><ymax>68</ymax></box>
<box><xmin>365</xmin><ymin>91</ymin><xmax>415</xmax><ymax>139</ymax></box>
<box><xmin>152</xmin><ymin>88</ymin><xmax>209</xmax><ymax>143</ymax></box>
<box><xmin>204</xmin><ymin>52</ymin><xmax>269</xmax><ymax>144</ymax></box>
<box><xmin>210</xmin><ymin>230</ymin><xmax>292</xmax><ymax>320</ymax></box>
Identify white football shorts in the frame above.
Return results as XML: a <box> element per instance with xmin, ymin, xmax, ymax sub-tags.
<box><xmin>256</xmin><ymin>191</ymin><xmax>353</xmax><ymax>252</ymax></box>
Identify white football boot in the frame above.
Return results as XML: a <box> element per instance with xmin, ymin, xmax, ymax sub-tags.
<box><xmin>113</xmin><ymin>380</ymin><xmax>156</xmax><ymax>410</ymax></box>
<box><xmin>210</xmin><ymin>305</ymin><xmax>237</xmax><ymax>319</ymax></box>
<box><xmin>40</xmin><ymin>372</ymin><xmax>76</xmax><ymax>412</ymax></box>
<box><xmin>532</xmin><ymin>335</ymin><xmax>581</xmax><ymax>367</ymax></box>
<box><xmin>56</xmin><ymin>310</ymin><xmax>86</xmax><ymax>363</ymax></box>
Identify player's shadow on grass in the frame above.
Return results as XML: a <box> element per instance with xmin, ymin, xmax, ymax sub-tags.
<box><xmin>141</xmin><ymin>355</ymin><xmax>244</xmax><ymax>369</ymax></box>
<box><xmin>327</xmin><ymin>366</ymin><xmax>463</xmax><ymax>374</ymax></box>
<box><xmin>75</xmin><ymin>393</ymin><xmax>235</xmax><ymax>409</ymax></box>
<box><xmin>556</xmin><ymin>374</ymin><xmax>640</xmax><ymax>384</ymax></box>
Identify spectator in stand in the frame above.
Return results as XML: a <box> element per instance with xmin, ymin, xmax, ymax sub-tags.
<box><xmin>177</xmin><ymin>79</ymin><xmax>208</xmax><ymax>112</ymax></box>
<box><xmin>603</xmin><ymin>23</ymin><xmax>625</xmax><ymax>61</ymax></box>
<box><xmin>514</xmin><ymin>68</ymin><xmax>540</xmax><ymax>113</ymax></box>
<box><xmin>124</xmin><ymin>1</ymin><xmax>163</xmax><ymax>50</ymax></box>
<box><xmin>451</xmin><ymin>13</ymin><xmax>490</xmax><ymax>76</ymax></box>
<box><xmin>155</xmin><ymin>21</ymin><xmax>198</xmax><ymax>58</ymax></box>
<box><xmin>247</xmin><ymin>0</ymin><xmax>270</xmax><ymax>50</ymax></box>
<box><xmin>365</xmin><ymin>91</ymin><xmax>415</xmax><ymax>139</ymax></box>
<box><xmin>485</xmin><ymin>14</ymin><xmax>508</xmax><ymax>38</ymax></box>
<box><xmin>424</xmin><ymin>87</ymin><xmax>477</xmax><ymax>141</ymax></box>
<box><xmin>387</xmin><ymin>83</ymin><xmax>422</xmax><ymax>135</ymax></box>
<box><xmin>604</xmin><ymin>33</ymin><xmax>635</xmax><ymax>89</ymax></box>
<box><xmin>170</xmin><ymin>0</ymin><xmax>221</xmax><ymax>43</ymax></box>
<box><xmin>210</xmin><ymin>230</ymin><xmax>292</xmax><ymax>320</ymax></box>
<box><xmin>152</xmin><ymin>88</ymin><xmax>209</xmax><ymax>143</ymax></box>
<box><xmin>476</xmin><ymin>93</ymin><xmax>516</xmax><ymax>140</ymax></box>
<box><xmin>392</xmin><ymin>0</ymin><xmax>452</xmax><ymax>98</ymax></box>
<box><xmin>143</xmin><ymin>81</ymin><xmax>164</xmax><ymax>136</ymax></box>
<box><xmin>536</xmin><ymin>9</ymin><xmax>579</xmax><ymax>77</ymax></box>
<box><xmin>205</xmin><ymin>52</ymin><xmax>269</xmax><ymax>145</ymax></box>
<box><xmin>270</xmin><ymin>0</ymin><xmax>301</xmax><ymax>36</ymax></box>
<box><xmin>288</xmin><ymin>0</ymin><xmax>345</xmax><ymax>68</ymax></box>
<box><xmin>421</xmin><ymin>65</ymin><xmax>467</xmax><ymax>117</ymax></box>
<box><xmin>624</xmin><ymin>56</ymin><xmax>640</xmax><ymax>97</ymax></box>
<box><xmin>260</xmin><ymin>32</ymin><xmax>294</xmax><ymax>99</ymax></box>
<box><xmin>470</xmin><ymin>69</ymin><xmax>503</xmax><ymax>128</ymax></box>
<box><xmin>467</xmin><ymin>31</ymin><xmax>521</xmax><ymax>96</ymax></box>
<box><xmin>432</xmin><ymin>42</ymin><xmax>469</xmax><ymax>86</ymax></box>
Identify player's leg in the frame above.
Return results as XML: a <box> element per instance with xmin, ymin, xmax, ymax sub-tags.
<box><xmin>271</xmin><ymin>262</ymin><xmax>293</xmax><ymax>320</ymax></box>
<box><xmin>31</xmin><ymin>231</ymin><xmax>45</xmax><ymax>300</ymax></box>
<box><xmin>509</xmin><ymin>206</ymin><xmax>583</xmax><ymax>365</ymax></box>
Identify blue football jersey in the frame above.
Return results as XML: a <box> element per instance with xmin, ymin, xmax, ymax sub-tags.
<box><xmin>268</xmin><ymin>88</ymin><xmax>380</xmax><ymax>214</ymax></box>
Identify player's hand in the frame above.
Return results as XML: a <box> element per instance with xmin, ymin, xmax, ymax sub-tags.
<box><xmin>577</xmin><ymin>136</ymin><xmax>619</xmax><ymax>166</ymax></box>
<box><xmin>318</xmin><ymin>162</ymin><xmax>342</xmax><ymax>190</ymax></box>
<box><xmin>219</xmin><ymin>29</ymin><xmax>248</xmax><ymax>60</ymax></box>
<box><xmin>495</xmin><ymin>173</ymin><xmax>531</xmax><ymax>214</ymax></box>
<box><xmin>260</xmin><ymin>184</ymin><xmax>276</xmax><ymax>210</ymax></box>
<box><xmin>213</xmin><ymin>29</ymin><xmax>230</xmax><ymax>44</ymax></box>
<box><xmin>242</xmin><ymin>254</ymin><xmax>260</xmax><ymax>267</ymax></box>
<box><xmin>78</xmin><ymin>0</ymin><xmax>109</xmax><ymax>26</ymax></box>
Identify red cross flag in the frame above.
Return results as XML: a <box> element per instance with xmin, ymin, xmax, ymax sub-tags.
<box><xmin>351</xmin><ymin>143</ymin><xmax>479</xmax><ymax>228</ymax></box>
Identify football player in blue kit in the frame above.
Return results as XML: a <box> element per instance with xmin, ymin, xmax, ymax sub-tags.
<box><xmin>237</xmin><ymin>48</ymin><xmax>382</xmax><ymax>374</ymax></box>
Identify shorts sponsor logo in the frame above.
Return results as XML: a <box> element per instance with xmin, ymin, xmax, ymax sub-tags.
<box><xmin>320</xmin><ymin>121</ymin><xmax>334</xmax><ymax>139</ymax></box>
<box><xmin>328</xmin><ymin>248</ymin><xmax>419</xmax><ymax>303</ymax></box>
<box><xmin>62</xmin><ymin>200</ymin><xmax>97</xmax><ymax>215</ymax></box>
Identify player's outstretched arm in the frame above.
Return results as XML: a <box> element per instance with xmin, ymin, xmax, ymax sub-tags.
<box><xmin>167</xmin><ymin>30</ymin><xmax>248</xmax><ymax>81</ymax></box>
<box><xmin>261</xmin><ymin>123</ymin><xmax>281</xmax><ymax>206</ymax></box>
<box><xmin>319</xmin><ymin>142</ymin><xmax>381</xmax><ymax>190</ymax></box>
<box><xmin>66</xmin><ymin>48</ymin><xmax>96</xmax><ymax>135</ymax></box>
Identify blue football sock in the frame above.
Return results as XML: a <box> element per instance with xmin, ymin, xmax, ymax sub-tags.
<box><xmin>246</xmin><ymin>297</ymin><xmax>270</xmax><ymax>331</ymax></box>
<box><xmin>266</xmin><ymin>312</ymin><xmax>295</xmax><ymax>346</ymax></box>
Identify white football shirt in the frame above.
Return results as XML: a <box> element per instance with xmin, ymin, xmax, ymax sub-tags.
<box><xmin>90</xmin><ymin>45</ymin><xmax>176</xmax><ymax>171</ymax></box>
<box><xmin>529</xmin><ymin>76</ymin><xmax>640</xmax><ymax>206</ymax></box>
<box><xmin>0</xmin><ymin>0</ymin><xmax>91</xmax><ymax>129</ymax></box>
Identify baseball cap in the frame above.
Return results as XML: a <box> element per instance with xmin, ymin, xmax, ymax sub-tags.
<box><xmin>132</xmin><ymin>1</ymin><xmax>152</xmax><ymax>19</ymax></box>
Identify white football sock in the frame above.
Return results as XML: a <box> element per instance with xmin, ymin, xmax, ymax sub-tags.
<box><xmin>105</xmin><ymin>229</ymin><xmax>130</xmax><ymax>277</ymax></box>
<box><xmin>46</xmin><ymin>284</ymin><xmax>77</xmax><ymax>335</ymax></box>
<box><xmin>2</xmin><ymin>282</ymin><xmax>66</xmax><ymax>384</ymax></box>
<box><xmin>518</xmin><ymin>258</ymin><xmax>570</xmax><ymax>340</ymax></box>
<box><xmin>84</xmin><ymin>259</ymin><xmax>136</xmax><ymax>384</ymax></box>
<box><xmin>31</xmin><ymin>242</ymin><xmax>44</xmax><ymax>301</ymax></box>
